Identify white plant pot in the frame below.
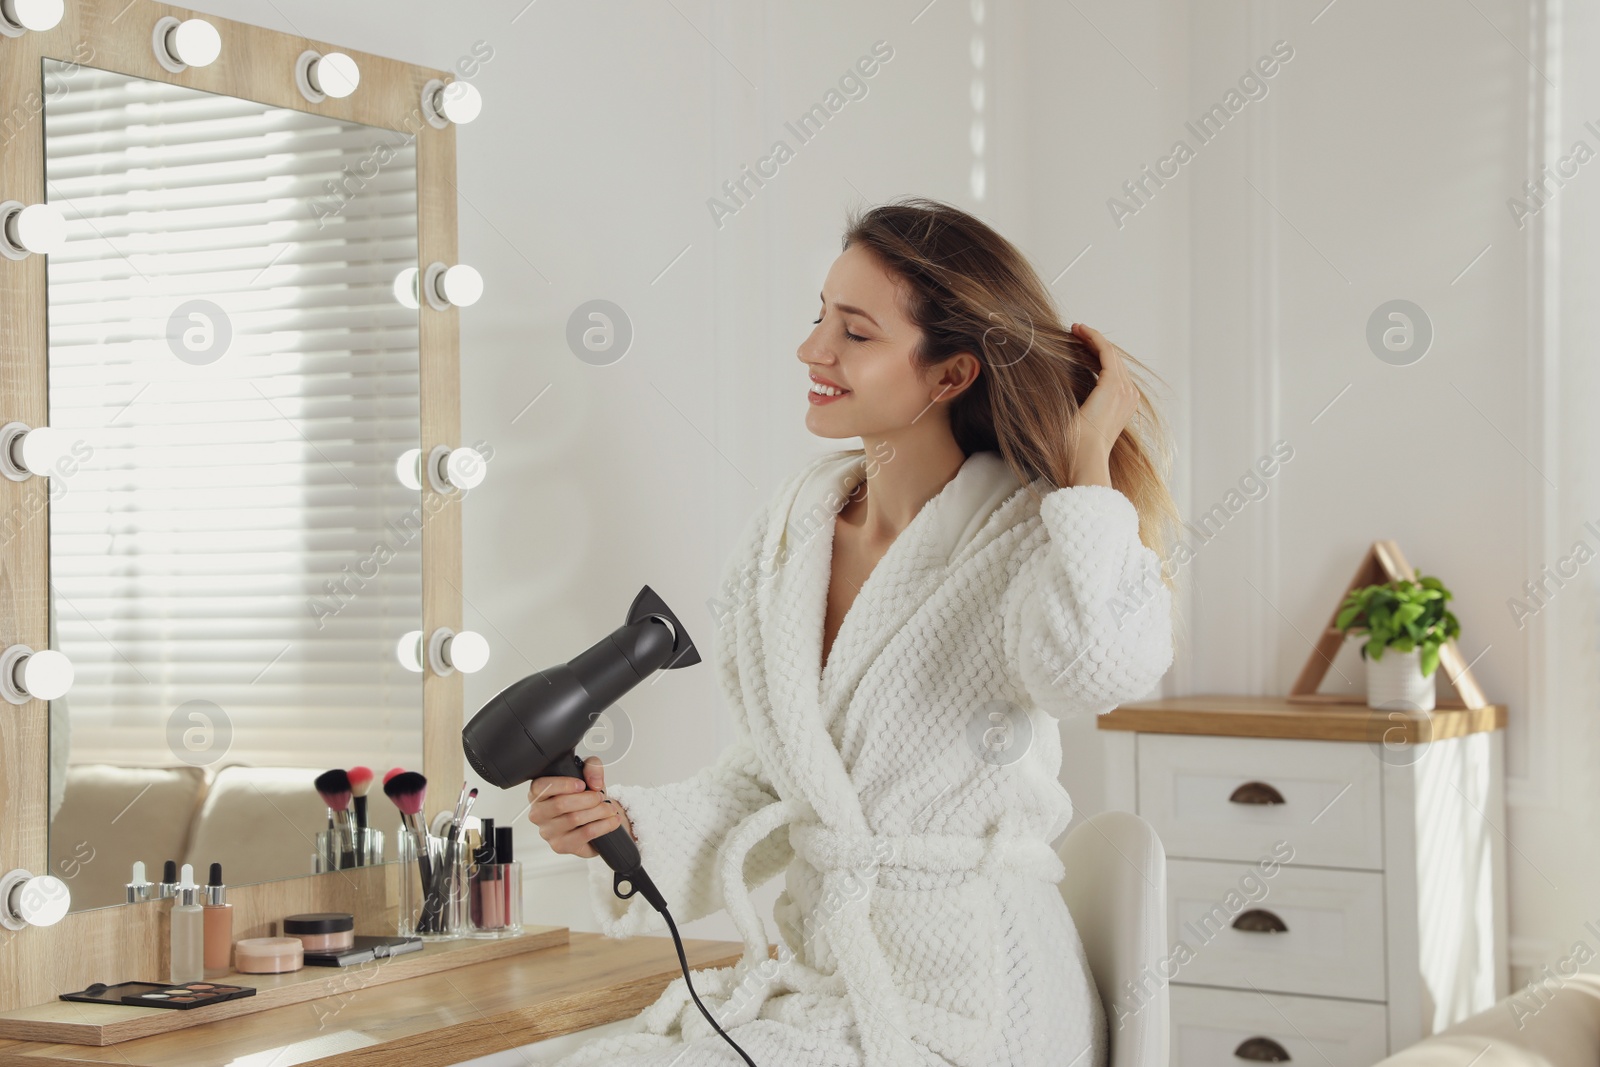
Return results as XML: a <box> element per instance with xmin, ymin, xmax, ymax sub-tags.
<box><xmin>1362</xmin><ymin>643</ymin><xmax>1437</xmax><ymax>713</ymax></box>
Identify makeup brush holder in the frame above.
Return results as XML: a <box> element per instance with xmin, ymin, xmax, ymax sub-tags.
<box><xmin>312</xmin><ymin>828</ymin><xmax>384</xmax><ymax>872</ymax></box>
<box><xmin>397</xmin><ymin>829</ymin><xmax>469</xmax><ymax>939</ymax></box>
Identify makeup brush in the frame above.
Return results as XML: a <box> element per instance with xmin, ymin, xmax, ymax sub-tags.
<box><xmin>439</xmin><ymin>787</ymin><xmax>479</xmax><ymax>917</ymax></box>
<box><xmin>453</xmin><ymin>790</ymin><xmax>479</xmax><ymax>876</ymax></box>
<box><xmin>383</xmin><ymin>770</ymin><xmax>432</xmax><ymax>932</ymax></box>
<box><xmin>449</xmin><ymin>781</ymin><xmax>472</xmax><ymax>834</ymax></box>
<box><xmin>348</xmin><ymin>766</ymin><xmax>374</xmax><ymax>865</ymax></box>
<box><xmin>315</xmin><ymin>769</ymin><xmax>356</xmax><ymax>870</ymax></box>
<box><xmin>428</xmin><ymin>784</ymin><xmax>476</xmax><ymax>924</ymax></box>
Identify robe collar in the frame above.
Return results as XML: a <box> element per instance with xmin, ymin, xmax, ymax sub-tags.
<box><xmin>752</xmin><ymin>448</ymin><xmax>1025</xmax><ymax>830</ymax></box>
<box><xmin>785</xmin><ymin>447</ymin><xmax>1026</xmax><ymax>583</ymax></box>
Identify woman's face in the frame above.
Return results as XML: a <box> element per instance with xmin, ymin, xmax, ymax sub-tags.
<box><xmin>797</xmin><ymin>244</ymin><xmax>973</xmax><ymax>440</ymax></box>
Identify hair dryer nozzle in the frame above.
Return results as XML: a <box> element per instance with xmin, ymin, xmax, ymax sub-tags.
<box><xmin>628</xmin><ymin>585</ymin><xmax>700</xmax><ymax>669</ymax></box>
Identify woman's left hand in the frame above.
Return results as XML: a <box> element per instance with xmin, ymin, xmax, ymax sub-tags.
<box><xmin>1067</xmin><ymin>322</ymin><xmax>1140</xmax><ymax>487</ymax></box>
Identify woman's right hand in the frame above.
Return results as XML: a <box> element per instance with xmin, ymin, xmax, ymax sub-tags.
<box><xmin>527</xmin><ymin>755</ymin><xmax>635</xmax><ymax>859</ymax></box>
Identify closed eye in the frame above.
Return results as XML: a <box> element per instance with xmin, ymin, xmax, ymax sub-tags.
<box><xmin>812</xmin><ymin>315</ymin><xmax>868</xmax><ymax>343</ymax></box>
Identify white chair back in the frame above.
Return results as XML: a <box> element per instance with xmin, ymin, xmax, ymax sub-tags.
<box><xmin>1057</xmin><ymin>810</ymin><xmax>1169</xmax><ymax>1067</ymax></box>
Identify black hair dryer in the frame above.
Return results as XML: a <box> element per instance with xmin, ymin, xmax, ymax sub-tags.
<box><xmin>461</xmin><ymin>585</ymin><xmax>699</xmax><ymax>909</ymax></box>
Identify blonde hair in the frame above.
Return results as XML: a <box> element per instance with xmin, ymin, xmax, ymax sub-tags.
<box><xmin>843</xmin><ymin>197</ymin><xmax>1181</xmax><ymax>594</ymax></box>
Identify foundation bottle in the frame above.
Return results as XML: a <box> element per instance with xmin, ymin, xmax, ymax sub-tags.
<box><xmin>203</xmin><ymin>863</ymin><xmax>234</xmax><ymax>978</ymax></box>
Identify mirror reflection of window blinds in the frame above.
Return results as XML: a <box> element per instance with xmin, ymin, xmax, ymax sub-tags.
<box><xmin>42</xmin><ymin>62</ymin><xmax>425</xmax><ymax>770</ymax></box>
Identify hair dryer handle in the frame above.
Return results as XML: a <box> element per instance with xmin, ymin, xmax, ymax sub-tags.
<box><xmin>551</xmin><ymin>752</ymin><xmax>643</xmax><ymax>878</ymax></box>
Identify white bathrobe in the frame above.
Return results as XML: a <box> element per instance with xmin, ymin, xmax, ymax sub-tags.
<box><xmin>552</xmin><ymin>447</ymin><xmax>1174</xmax><ymax>1067</ymax></box>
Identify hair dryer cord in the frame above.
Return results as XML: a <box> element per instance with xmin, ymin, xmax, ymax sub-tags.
<box><xmin>614</xmin><ymin>868</ymin><xmax>759</xmax><ymax>1067</ymax></box>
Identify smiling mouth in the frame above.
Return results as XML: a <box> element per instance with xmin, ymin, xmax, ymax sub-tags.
<box><xmin>809</xmin><ymin>381</ymin><xmax>849</xmax><ymax>397</ymax></box>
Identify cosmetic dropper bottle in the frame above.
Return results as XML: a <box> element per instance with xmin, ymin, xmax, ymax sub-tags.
<box><xmin>125</xmin><ymin>861</ymin><xmax>152</xmax><ymax>903</ymax></box>
<box><xmin>158</xmin><ymin>859</ymin><xmax>179</xmax><ymax>900</ymax></box>
<box><xmin>170</xmin><ymin>863</ymin><xmax>204</xmax><ymax>984</ymax></box>
<box><xmin>203</xmin><ymin>863</ymin><xmax>233</xmax><ymax>978</ymax></box>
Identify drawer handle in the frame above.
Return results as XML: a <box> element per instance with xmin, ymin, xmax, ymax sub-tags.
<box><xmin>1229</xmin><ymin>781</ymin><xmax>1286</xmax><ymax>805</ymax></box>
<box><xmin>1231</xmin><ymin>908</ymin><xmax>1289</xmax><ymax>934</ymax></box>
<box><xmin>1234</xmin><ymin>1037</ymin><xmax>1292</xmax><ymax>1061</ymax></box>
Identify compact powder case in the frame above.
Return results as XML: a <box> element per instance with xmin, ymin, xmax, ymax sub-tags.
<box><xmin>281</xmin><ymin>911</ymin><xmax>355</xmax><ymax>952</ymax></box>
<box><xmin>234</xmin><ymin>936</ymin><xmax>305</xmax><ymax>973</ymax></box>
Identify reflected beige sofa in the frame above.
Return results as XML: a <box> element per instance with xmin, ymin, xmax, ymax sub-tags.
<box><xmin>1376</xmin><ymin>974</ymin><xmax>1600</xmax><ymax>1066</ymax></box>
<box><xmin>48</xmin><ymin>763</ymin><xmax>353</xmax><ymax>910</ymax></box>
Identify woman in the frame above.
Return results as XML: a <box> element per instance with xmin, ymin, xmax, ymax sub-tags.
<box><xmin>528</xmin><ymin>197</ymin><xmax>1179</xmax><ymax>1067</ymax></box>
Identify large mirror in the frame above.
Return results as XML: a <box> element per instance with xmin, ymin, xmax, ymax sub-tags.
<box><xmin>40</xmin><ymin>58</ymin><xmax>425</xmax><ymax>911</ymax></box>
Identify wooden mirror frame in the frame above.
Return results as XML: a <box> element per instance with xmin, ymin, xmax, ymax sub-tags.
<box><xmin>0</xmin><ymin>0</ymin><xmax>464</xmax><ymax>1011</ymax></box>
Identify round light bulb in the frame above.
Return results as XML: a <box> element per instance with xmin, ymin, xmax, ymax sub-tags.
<box><xmin>395</xmin><ymin>448</ymin><xmax>422</xmax><ymax>491</ymax></box>
<box><xmin>12</xmin><ymin>203</ymin><xmax>65</xmax><ymax>255</ymax></box>
<box><xmin>446</xmin><ymin>631</ymin><xmax>489</xmax><ymax>674</ymax></box>
<box><xmin>16</xmin><ymin>425</ymin><xmax>69</xmax><ymax>476</ymax></box>
<box><xmin>439</xmin><ymin>264</ymin><xmax>482</xmax><ymax>307</ymax></box>
<box><xmin>12</xmin><ymin>874</ymin><xmax>69</xmax><ymax>928</ymax></box>
<box><xmin>438</xmin><ymin>81</ymin><xmax>482</xmax><ymax>125</ymax></box>
<box><xmin>312</xmin><ymin>52</ymin><xmax>360</xmax><ymax>99</ymax></box>
<box><xmin>392</xmin><ymin>267</ymin><xmax>420</xmax><ymax>310</ymax></box>
<box><xmin>169</xmin><ymin>19</ymin><xmax>222</xmax><ymax>68</ymax></box>
<box><xmin>396</xmin><ymin>630</ymin><xmax>424</xmax><ymax>673</ymax></box>
<box><xmin>444</xmin><ymin>446</ymin><xmax>485</xmax><ymax>489</ymax></box>
<box><xmin>7</xmin><ymin>0</ymin><xmax>63</xmax><ymax>32</ymax></box>
<box><xmin>20</xmin><ymin>650</ymin><xmax>73</xmax><ymax>700</ymax></box>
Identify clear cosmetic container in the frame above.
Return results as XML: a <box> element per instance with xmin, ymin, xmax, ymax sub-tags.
<box><xmin>398</xmin><ymin>829</ymin><xmax>467</xmax><ymax>939</ymax></box>
<box><xmin>312</xmin><ymin>827</ymin><xmax>384</xmax><ymax>872</ymax></box>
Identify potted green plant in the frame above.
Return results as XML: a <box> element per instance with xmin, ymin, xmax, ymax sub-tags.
<box><xmin>1334</xmin><ymin>573</ymin><xmax>1461</xmax><ymax>713</ymax></box>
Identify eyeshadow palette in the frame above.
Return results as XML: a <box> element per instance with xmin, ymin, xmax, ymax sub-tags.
<box><xmin>60</xmin><ymin>981</ymin><xmax>257</xmax><ymax>1010</ymax></box>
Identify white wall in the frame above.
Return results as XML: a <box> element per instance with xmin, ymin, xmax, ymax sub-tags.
<box><xmin>1173</xmin><ymin>0</ymin><xmax>1570</xmax><ymax>994</ymax></box>
<box><xmin>1016</xmin><ymin>0</ymin><xmax>1194</xmax><ymax>824</ymax></box>
<box><xmin>1533</xmin><ymin>0</ymin><xmax>1600</xmax><ymax>994</ymax></box>
<box><xmin>1155</xmin><ymin>0</ymin><xmax>1599</xmax><ymax>995</ymax></box>
<box><xmin>450</xmin><ymin>0</ymin><xmax>1190</xmax><ymax>943</ymax></box>
<box><xmin>178</xmin><ymin>0</ymin><xmax>1595</xmax><ymax>994</ymax></box>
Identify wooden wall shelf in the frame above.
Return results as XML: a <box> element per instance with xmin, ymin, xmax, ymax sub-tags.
<box><xmin>1097</xmin><ymin>694</ymin><xmax>1506</xmax><ymax>743</ymax></box>
<box><xmin>0</xmin><ymin>932</ymin><xmax>744</xmax><ymax>1066</ymax></box>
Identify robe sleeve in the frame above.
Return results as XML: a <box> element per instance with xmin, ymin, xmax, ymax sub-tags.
<box><xmin>1001</xmin><ymin>483</ymin><xmax>1174</xmax><ymax>719</ymax></box>
<box><xmin>584</xmin><ymin>494</ymin><xmax>798</xmax><ymax>939</ymax></box>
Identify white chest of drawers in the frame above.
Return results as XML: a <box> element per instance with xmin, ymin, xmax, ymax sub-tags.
<box><xmin>1098</xmin><ymin>696</ymin><xmax>1509</xmax><ymax>1065</ymax></box>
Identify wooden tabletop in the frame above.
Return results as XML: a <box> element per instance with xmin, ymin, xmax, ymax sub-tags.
<box><xmin>0</xmin><ymin>932</ymin><xmax>745</xmax><ymax>1066</ymax></box>
<box><xmin>1097</xmin><ymin>694</ymin><xmax>1506</xmax><ymax>742</ymax></box>
<box><xmin>0</xmin><ymin>926</ymin><xmax>578</xmax><ymax>1047</ymax></box>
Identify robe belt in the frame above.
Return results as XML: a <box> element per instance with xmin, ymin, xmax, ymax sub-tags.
<box><xmin>700</xmin><ymin>800</ymin><xmax>1067</xmax><ymax>1067</ymax></box>
<box><xmin>787</xmin><ymin>819</ymin><xmax>1067</xmax><ymax>887</ymax></box>
<box><xmin>786</xmin><ymin>813</ymin><xmax>1066</xmax><ymax>1067</ymax></box>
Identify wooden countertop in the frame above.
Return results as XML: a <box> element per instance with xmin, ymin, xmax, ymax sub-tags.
<box><xmin>0</xmin><ymin>926</ymin><xmax>578</xmax><ymax>1046</ymax></box>
<box><xmin>0</xmin><ymin>932</ymin><xmax>745</xmax><ymax>1066</ymax></box>
<box><xmin>1097</xmin><ymin>694</ymin><xmax>1506</xmax><ymax>742</ymax></box>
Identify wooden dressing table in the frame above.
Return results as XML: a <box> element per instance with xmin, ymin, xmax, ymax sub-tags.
<box><xmin>0</xmin><ymin>932</ymin><xmax>744</xmax><ymax>1066</ymax></box>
